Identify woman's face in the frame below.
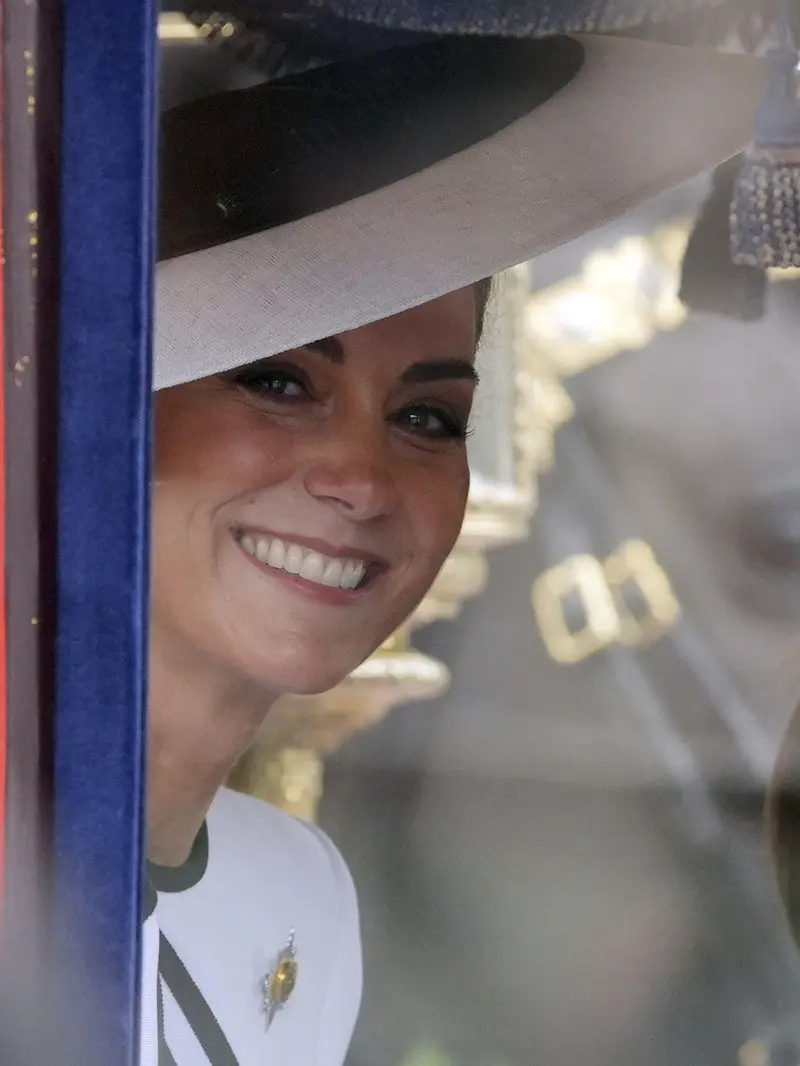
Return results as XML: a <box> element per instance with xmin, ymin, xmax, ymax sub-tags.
<box><xmin>152</xmin><ymin>288</ymin><xmax>477</xmax><ymax>695</ymax></box>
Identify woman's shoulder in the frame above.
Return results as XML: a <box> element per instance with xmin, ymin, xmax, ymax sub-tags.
<box><xmin>208</xmin><ymin>786</ymin><xmax>356</xmax><ymax>904</ymax></box>
<box><xmin>151</xmin><ymin>790</ymin><xmax>362</xmax><ymax>1064</ymax></box>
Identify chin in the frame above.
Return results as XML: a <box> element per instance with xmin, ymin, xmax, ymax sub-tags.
<box><xmin>282</xmin><ymin>672</ymin><xmax>350</xmax><ymax>697</ymax></box>
<box><xmin>237</xmin><ymin>640</ymin><xmax>367</xmax><ymax>699</ymax></box>
<box><xmin>266</xmin><ymin>663</ymin><xmax>360</xmax><ymax>698</ymax></box>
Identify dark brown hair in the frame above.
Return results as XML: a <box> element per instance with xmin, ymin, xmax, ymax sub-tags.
<box><xmin>474</xmin><ymin>276</ymin><xmax>493</xmax><ymax>345</ymax></box>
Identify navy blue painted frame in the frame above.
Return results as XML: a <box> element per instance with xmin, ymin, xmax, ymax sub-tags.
<box><xmin>55</xmin><ymin>1</ymin><xmax>157</xmax><ymax>1062</ymax></box>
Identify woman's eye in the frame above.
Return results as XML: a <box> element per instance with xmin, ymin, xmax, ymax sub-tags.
<box><xmin>396</xmin><ymin>403</ymin><xmax>468</xmax><ymax>441</ymax></box>
<box><xmin>235</xmin><ymin>368</ymin><xmax>308</xmax><ymax>399</ymax></box>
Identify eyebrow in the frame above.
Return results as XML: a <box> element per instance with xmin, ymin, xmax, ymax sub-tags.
<box><xmin>305</xmin><ymin>337</ymin><xmax>479</xmax><ymax>386</ymax></box>
<box><xmin>400</xmin><ymin>359</ymin><xmax>479</xmax><ymax>387</ymax></box>
<box><xmin>305</xmin><ymin>336</ymin><xmax>345</xmax><ymax>363</ymax></box>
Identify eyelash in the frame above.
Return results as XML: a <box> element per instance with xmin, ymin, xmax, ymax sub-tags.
<box><xmin>232</xmin><ymin>367</ymin><xmax>470</xmax><ymax>442</ymax></box>
<box><xmin>392</xmin><ymin>405</ymin><xmax>470</xmax><ymax>441</ymax></box>
<box><xmin>234</xmin><ymin>366</ymin><xmax>309</xmax><ymax>399</ymax></box>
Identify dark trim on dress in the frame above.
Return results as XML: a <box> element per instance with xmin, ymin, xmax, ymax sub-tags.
<box><xmin>148</xmin><ymin>821</ymin><xmax>209</xmax><ymax>893</ymax></box>
<box><xmin>159</xmin><ymin>932</ymin><xmax>239</xmax><ymax>1066</ymax></box>
<box><xmin>144</xmin><ymin>878</ymin><xmax>158</xmax><ymax>921</ymax></box>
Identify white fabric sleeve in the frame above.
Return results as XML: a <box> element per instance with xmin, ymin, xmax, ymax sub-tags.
<box><xmin>302</xmin><ymin>822</ymin><xmax>363</xmax><ymax>1066</ymax></box>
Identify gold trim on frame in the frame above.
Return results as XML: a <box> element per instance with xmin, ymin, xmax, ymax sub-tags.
<box><xmin>158</xmin><ymin>13</ymin><xmax>205</xmax><ymax>40</ymax></box>
<box><xmin>532</xmin><ymin>540</ymin><xmax>681</xmax><ymax>664</ymax></box>
<box><xmin>522</xmin><ymin>223</ymin><xmax>691</xmax><ymax>381</ymax></box>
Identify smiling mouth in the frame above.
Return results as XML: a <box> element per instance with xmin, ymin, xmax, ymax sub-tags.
<box><xmin>234</xmin><ymin>530</ymin><xmax>379</xmax><ymax>591</ymax></box>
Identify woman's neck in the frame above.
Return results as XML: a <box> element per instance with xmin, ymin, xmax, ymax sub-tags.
<box><xmin>146</xmin><ymin>623</ymin><xmax>279</xmax><ymax>867</ymax></box>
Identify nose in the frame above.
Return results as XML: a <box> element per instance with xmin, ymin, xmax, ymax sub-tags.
<box><xmin>302</xmin><ymin>415</ymin><xmax>397</xmax><ymax>522</ymax></box>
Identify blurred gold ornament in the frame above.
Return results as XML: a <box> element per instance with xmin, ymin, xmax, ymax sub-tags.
<box><xmin>739</xmin><ymin>1039</ymin><xmax>770</xmax><ymax>1066</ymax></box>
<box><xmin>523</xmin><ymin>223</ymin><xmax>690</xmax><ymax>379</ymax></box>
<box><xmin>158</xmin><ymin>12</ymin><xmax>203</xmax><ymax>39</ymax></box>
<box><xmin>532</xmin><ymin>540</ymin><xmax>680</xmax><ymax>665</ymax></box>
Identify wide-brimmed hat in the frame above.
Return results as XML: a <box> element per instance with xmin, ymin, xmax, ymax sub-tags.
<box><xmin>155</xmin><ymin>2</ymin><xmax>771</xmax><ymax>390</ymax></box>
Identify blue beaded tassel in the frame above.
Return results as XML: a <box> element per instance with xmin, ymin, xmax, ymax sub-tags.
<box><xmin>731</xmin><ymin>1</ymin><xmax>800</xmax><ymax>268</ymax></box>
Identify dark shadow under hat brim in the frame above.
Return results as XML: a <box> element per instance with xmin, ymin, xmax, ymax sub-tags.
<box><xmin>159</xmin><ymin>36</ymin><xmax>584</xmax><ymax>261</ymax></box>
<box><xmin>155</xmin><ymin>32</ymin><xmax>766</xmax><ymax>390</ymax></box>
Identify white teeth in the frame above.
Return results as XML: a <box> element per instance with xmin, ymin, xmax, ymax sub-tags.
<box><xmin>299</xmin><ymin>552</ymin><xmax>325</xmax><ymax>581</ymax></box>
<box><xmin>237</xmin><ymin>532</ymin><xmax>371</xmax><ymax>591</ymax></box>
<box><xmin>321</xmin><ymin>559</ymin><xmax>344</xmax><ymax>587</ymax></box>
<box><xmin>341</xmin><ymin>561</ymin><xmax>365</xmax><ymax>589</ymax></box>
<box><xmin>285</xmin><ymin>544</ymin><xmax>304</xmax><ymax>574</ymax></box>
<box><xmin>341</xmin><ymin>561</ymin><xmax>356</xmax><ymax>588</ymax></box>
<box><xmin>267</xmin><ymin>538</ymin><xmax>285</xmax><ymax>568</ymax></box>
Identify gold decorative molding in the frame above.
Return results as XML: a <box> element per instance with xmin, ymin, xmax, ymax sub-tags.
<box><xmin>523</xmin><ymin>222</ymin><xmax>691</xmax><ymax>379</ymax></box>
<box><xmin>770</xmin><ymin>266</ymin><xmax>800</xmax><ymax>281</ymax></box>
<box><xmin>520</xmin><ymin>220</ymin><xmax>711</xmax><ymax>666</ymax></box>
<box><xmin>531</xmin><ymin>540</ymin><xmax>681</xmax><ymax>665</ymax></box>
<box><xmin>158</xmin><ymin>13</ymin><xmax>205</xmax><ymax>40</ymax></box>
<box><xmin>229</xmin><ymin>748</ymin><xmax>324</xmax><ymax>822</ymax></box>
<box><xmin>158</xmin><ymin>12</ymin><xmax>242</xmax><ymax>41</ymax></box>
<box><xmin>509</xmin><ymin>265</ymin><xmax>575</xmax><ymax>493</ymax></box>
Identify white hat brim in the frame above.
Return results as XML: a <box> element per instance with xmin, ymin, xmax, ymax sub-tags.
<box><xmin>155</xmin><ymin>33</ymin><xmax>766</xmax><ymax>390</ymax></box>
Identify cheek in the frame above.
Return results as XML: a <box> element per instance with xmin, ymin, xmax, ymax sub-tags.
<box><xmin>157</xmin><ymin>417</ymin><xmax>271</xmax><ymax>487</ymax></box>
<box><xmin>408</xmin><ymin>460</ymin><xmax>470</xmax><ymax>570</ymax></box>
<box><xmin>149</xmin><ymin>483</ymin><xmax>209</xmax><ymax>622</ymax></box>
<box><xmin>151</xmin><ymin>403</ymin><xmax>294</xmax><ymax>609</ymax></box>
<box><xmin>153</xmin><ymin>400</ymin><xmax>301</xmax><ymax>547</ymax></box>
<box><xmin>155</xmin><ymin>383</ymin><xmax>302</xmax><ymax>491</ymax></box>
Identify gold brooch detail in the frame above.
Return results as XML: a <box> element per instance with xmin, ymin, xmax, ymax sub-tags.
<box><xmin>261</xmin><ymin>931</ymin><xmax>298</xmax><ymax>1030</ymax></box>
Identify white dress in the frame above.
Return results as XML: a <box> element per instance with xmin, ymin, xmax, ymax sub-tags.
<box><xmin>139</xmin><ymin>787</ymin><xmax>362</xmax><ymax>1066</ymax></box>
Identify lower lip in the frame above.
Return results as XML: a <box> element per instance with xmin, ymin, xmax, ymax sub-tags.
<box><xmin>234</xmin><ymin>538</ymin><xmax>379</xmax><ymax>606</ymax></box>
